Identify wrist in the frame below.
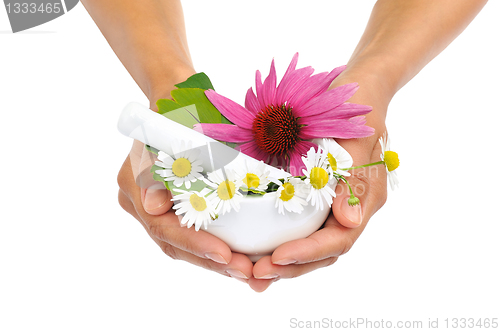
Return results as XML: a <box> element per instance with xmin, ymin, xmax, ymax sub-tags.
<box><xmin>147</xmin><ymin>65</ymin><xmax>197</xmax><ymax>111</ymax></box>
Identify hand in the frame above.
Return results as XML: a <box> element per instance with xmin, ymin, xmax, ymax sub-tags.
<box><xmin>117</xmin><ymin>139</ymin><xmax>258</xmax><ymax>284</ymax></box>
<box><xmin>249</xmin><ymin>72</ymin><xmax>389</xmax><ymax>292</ymax></box>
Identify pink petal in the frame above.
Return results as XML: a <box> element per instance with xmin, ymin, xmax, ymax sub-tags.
<box><xmin>294</xmin><ymin>83</ymin><xmax>359</xmax><ymax>117</ymax></box>
<box><xmin>288</xmin><ymin>72</ymin><xmax>329</xmax><ymax>110</ymax></box>
<box><xmin>255</xmin><ymin>70</ymin><xmax>265</xmax><ymax>109</ymax></box>
<box><xmin>239</xmin><ymin>141</ymin><xmax>271</xmax><ymax>162</ymax></box>
<box><xmin>288</xmin><ymin>141</ymin><xmax>317</xmax><ymax>176</ymax></box>
<box><xmin>348</xmin><ymin>116</ymin><xmax>367</xmax><ymax>126</ymax></box>
<box><xmin>276</xmin><ymin>66</ymin><xmax>315</xmax><ymax>107</ymax></box>
<box><xmin>205</xmin><ymin>90</ymin><xmax>255</xmax><ymax>129</ymax></box>
<box><xmin>325</xmin><ymin>65</ymin><xmax>346</xmax><ymax>87</ymax></box>
<box><xmin>244</xmin><ymin>88</ymin><xmax>260</xmax><ymax>114</ymax></box>
<box><xmin>299</xmin><ymin>119</ymin><xmax>374</xmax><ymax>139</ymax></box>
<box><xmin>194</xmin><ymin>123</ymin><xmax>254</xmax><ymax>143</ymax></box>
<box><xmin>300</xmin><ymin>102</ymin><xmax>372</xmax><ymax>121</ymax></box>
<box><xmin>261</xmin><ymin>59</ymin><xmax>277</xmax><ymax>107</ymax></box>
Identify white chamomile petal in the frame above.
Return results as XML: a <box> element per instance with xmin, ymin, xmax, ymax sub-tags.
<box><xmin>171</xmin><ymin>189</ymin><xmax>216</xmax><ymax>231</ymax></box>
<box><xmin>379</xmin><ymin>132</ymin><xmax>400</xmax><ymax>190</ymax></box>
<box><xmin>153</xmin><ymin>140</ymin><xmax>204</xmax><ymax>189</ymax></box>
<box><xmin>302</xmin><ymin>146</ymin><xmax>337</xmax><ymax>210</ymax></box>
<box><xmin>232</xmin><ymin>159</ymin><xmax>272</xmax><ymax>192</ymax></box>
<box><xmin>206</xmin><ymin>169</ymin><xmax>244</xmax><ymax>215</ymax></box>
<box><xmin>273</xmin><ymin>177</ymin><xmax>309</xmax><ymax>215</ymax></box>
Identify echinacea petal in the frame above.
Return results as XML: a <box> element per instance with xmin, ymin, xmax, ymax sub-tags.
<box><xmin>205</xmin><ymin>90</ymin><xmax>254</xmax><ymax>129</ymax></box>
<box><xmin>299</xmin><ymin>119</ymin><xmax>375</xmax><ymax>139</ymax></box>
<box><xmin>239</xmin><ymin>141</ymin><xmax>271</xmax><ymax>163</ymax></box>
<box><xmin>288</xmin><ymin>141</ymin><xmax>317</xmax><ymax>176</ymax></box>
<box><xmin>276</xmin><ymin>66</ymin><xmax>315</xmax><ymax>107</ymax></box>
<box><xmin>244</xmin><ymin>88</ymin><xmax>260</xmax><ymax>114</ymax></box>
<box><xmin>288</xmin><ymin>72</ymin><xmax>329</xmax><ymax>110</ymax></box>
<box><xmin>323</xmin><ymin>102</ymin><xmax>372</xmax><ymax>119</ymax></box>
<box><xmin>261</xmin><ymin>59</ymin><xmax>277</xmax><ymax>107</ymax></box>
<box><xmin>194</xmin><ymin>123</ymin><xmax>254</xmax><ymax>143</ymax></box>
<box><xmin>294</xmin><ymin>83</ymin><xmax>359</xmax><ymax>117</ymax></box>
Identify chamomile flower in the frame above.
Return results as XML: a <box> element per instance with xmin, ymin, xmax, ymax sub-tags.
<box><xmin>302</xmin><ymin>147</ymin><xmax>338</xmax><ymax>210</ymax></box>
<box><xmin>171</xmin><ymin>188</ymin><xmax>216</xmax><ymax>231</ymax></box>
<box><xmin>273</xmin><ymin>177</ymin><xmax>309</xmax><ymax>215</ymax></box>
<box><xmin>204</xmin><ymin>169</ymin><xmax>244</xmax><ymax>215</ymax></box>
<box><xmin>154</xmin><ymin>141</ymin><xmax>203</xmax><ymax>189</ymax></box>
<box><xmin>379</xmin><ymin>132</ymin><xmax>400</xmax><ymax>190</ymax></box>
<box><xmin>315</xmin><ymin>138</ymin><xmax>353</xmax><ymax>178</ymax></box>
<box><xmin>234</xmin><ymin>159</ymin><xmax>274</xmax><ymax>192</ymax></box>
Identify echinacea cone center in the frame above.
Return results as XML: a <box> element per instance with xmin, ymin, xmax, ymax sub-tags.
<box><xmin>384</xmin><ymin>151</ymin><xmax>400</xmax><ymax>172</ymax></box>
<box><xmin>217</xmin><ymin>180</ymin><xmax>236</xmax><ymax>200</ymax></box>
<box><xmin>310</xmin><ymin>167</ymin><xmax>329</xmax><ymax>190</ymax></box>
<box><xmin>279</xmin><ymin>182</ymin><xmax>295</xmax><ymax>202</ymax></box>
<box><xmin>252</xmin><ymin>105</ymin><xmax>300</xmax><ymax>156</ymax></box>
<box><xmin>189</xmin><ymin>194</ymin><xmax>207</xmax><ymax>212</ymax></box>
<box><xmin>172</xmin><ymin>158</ymin><xmax>192</xmax><ymax>178</ymax></box>
<box><xmin>243</xmin><ymin>173</ymin><xmax>260</xmax><ymax>189</ymax></box>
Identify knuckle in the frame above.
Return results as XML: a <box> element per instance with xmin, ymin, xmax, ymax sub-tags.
<box><xmin>118</xmin><ymin>190</ymin><xmax>133</xmax><ymax>214</ymax></box>
<box><xmin>159</xmin><ymin>243</ymin><xmax>179</xmax><ymax>260</ymax></box>
<box><xmin>325</xmin><ymin>256</ymin><xmax>338</xmax><ymax>267</ymax></box>
<box><xmin>339</xmin><ymin>236</ymin><xmax>355</xmax><ymax>256</ymax></box>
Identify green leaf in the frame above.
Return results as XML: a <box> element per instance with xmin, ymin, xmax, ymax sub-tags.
<box><xmin>163</xmin><ymin>104</ymin><xmax>200</xmax><ymax>129</ymax></box>
<box><xmin>169</xmin><ymin>180</ymin><xmax>210</xmax><ymax>194</ymax></box>
<box><xmin>145</xmin><ymin>145</ymin><xmax>159</xmax><ymax>156</ymax></box>
<box><xmin>156</xmin><ymin>98</ymin><xmax>183</xmax><ymax>115</ymax></box>
<box><xmin>150</xmin><ymin>165</ymin><xmax>170</xmax><ymax>190</ymax></box>
<box><xmin>174</xmin><ymin>72</ymin><xmax>214</xmax><ymax>90</ymax></box>
<box><xmin>170</xmin><ymin>88</ymin><xmax>222</xmax><ymax>124</ymax></box>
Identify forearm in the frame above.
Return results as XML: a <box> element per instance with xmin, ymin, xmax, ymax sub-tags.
<box><xmin>81</xmin><ymin>0</ymin><xmax>195</xmax><ymax>104</ymax></box>
<box><xmin>338</xmin><ymin>0</ymin><xmax>487</xmax><ymax>109</ymax></box>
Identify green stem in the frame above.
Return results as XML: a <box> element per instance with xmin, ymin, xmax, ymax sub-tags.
<box><xmin>340</xmin><ymin>160</ymin><xmax>385</xmax><ymax>170</ymax></box>
<box><xmin>337</xmin><ymin>174</ymin><xmax>354</xmax><ymax>197</ymax></box>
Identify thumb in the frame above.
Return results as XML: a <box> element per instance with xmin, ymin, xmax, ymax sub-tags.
<box><xmin>130</xmin><ymin>140</ymin><xmax>173</xmax><ymax>215</ymax></box>
<box><xmin>141</xmin><ymin>183</ymin><xmax>172</xmax><ymax>216</ymax></box>
<box><xmin>332</xmin><ymin>169</ymin><xmax>369</xmax><ymax>228</ymax></box>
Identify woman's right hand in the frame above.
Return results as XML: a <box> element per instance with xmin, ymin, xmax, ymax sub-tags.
<box><xmin>117</xmin><ymin>139</ymin><xmax>258</xmax><ymax>285</ymax></box>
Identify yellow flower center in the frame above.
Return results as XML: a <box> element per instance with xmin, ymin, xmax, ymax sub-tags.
<box><xmin>171</xmin><ymin>158</ymin><xmax>191</xmax><ymax>178</ymax></box>
<box><xmin>310</xmin><ymin>167</ymin><xmax>329</xmax><ymax>190</ymax></box>
<box><xmin>243</xmin><ymin>173</ymin><xmax>260</xmax><ymax>188</ymax></box>
<box><xmin>384</xmin><ymin>151</ymin><xmax>400</xmax><ymax>172</ymax></box>
<box><xmin>327</xmin><ymin>152</ymin><xmax>337</xmax><ymax>171</ymax></box>
<box><xmin>189</xmin><ymin>194</ymin><xmax>207</xmax><ymax>212</ymax></box>
<box><xmin>279</xmin><ymin>182</ymin><xmax>295</xmax><ymax>202</ymax></box>
<box><xmin>217</xmin><ymin>180</ymin><xmax>236</xmax><ymax>200</ymax></box>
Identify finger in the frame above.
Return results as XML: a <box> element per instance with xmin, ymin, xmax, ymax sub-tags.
<box><xmin>141</xmin><ymin>184</ymin><xmax>173</xmax><ymax>215</ymax></box>
<box><xmin>332</xmin><ymin>137</ymin><xmax>388</xmax><ymax>228</ymax></box>
<box><xmin>164</xmin><ymin>246</ymin><xmax>255</xmax><ymax>283</ymax></box>
<box><xmin>121</xmin><ymin>189</ymin><xmax>254</xmax><ymax>281</ymax></box>
<box><xmin>332</xmin><ymin>167</ymin><xmax>371</xmax><ymax>228</ymax></box>
<box><xmin>132</xmin><ymin>141</ymin><xmax>174</xmax><ymax>215</ymax></box>
<box><xmin>270</xmin><ymin>212</ymin><xmax>363</xmax><ymax>265</ymax></box>
<box><xmin>119</xmin><ymin>156</ymin><xmax>234</xmax><ymax>265</ymax></box>
<box><xmin>247</xmin><ymin>277</ymin><xmax>277</xmax><ymax>292</ymax></box>
<box><xmin>253</xmin><ymin>255</ymin><xmax>338</xmax><ymax>280</ymax></box>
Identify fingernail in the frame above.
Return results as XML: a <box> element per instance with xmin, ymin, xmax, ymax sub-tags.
<box><xmin>233</xmin><ymin>277</ymin><xmax>249</xmax><ymax>284</ymax></box>
<box><xmin>257</xmin><ymin>273</ymin><xmax>280</xmax><ymax>279</ymax></box>
<box><xmin>226</xmin><ymin>269</ymin><xmax>249</xmax><ymax>279</ymax></box>
<box><xmin>205</xmin><ymin>252</ymin><xmax>228</xmax><ymax>264</ymax></box>
<box><xmin>341</xmin><ymin>196</ymin><xmax>362</xmax><ymax>225</ymax></box>
<box><xmin>273</xmin><ymin>258</ymin><xmax>297</xmax><ymax>265</ymax></box>
<box><xmin>144</xmin><ymin>183</ymin><xmax>168</xmax><ymax>211</ymax></box>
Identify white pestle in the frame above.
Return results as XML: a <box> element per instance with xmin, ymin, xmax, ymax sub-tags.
<box><xmin>117</xmin><ymin>102</ymin><xmax>291</xmax><ymax>179</ymax></box>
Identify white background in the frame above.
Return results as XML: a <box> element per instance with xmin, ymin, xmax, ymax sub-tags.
<box><xmin>1</xmin><ymin>1</ymin><xmax>499</xmax><ymax>331</ymax></box>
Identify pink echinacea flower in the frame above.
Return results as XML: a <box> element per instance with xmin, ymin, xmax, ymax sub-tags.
<box><xmin>194</xmin><ymin>53</ymin><xmax>374</xmax><ymax>176</ymax></box>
